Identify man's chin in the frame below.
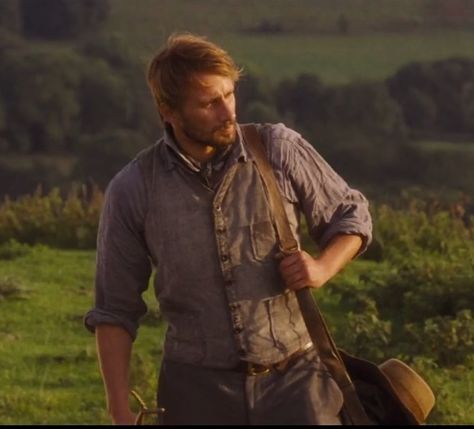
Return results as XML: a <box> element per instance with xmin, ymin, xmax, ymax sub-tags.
<box><xmin>213</xmin><ymin>126</ymin><xmax>237</xmax><ymax>147</ymax></box>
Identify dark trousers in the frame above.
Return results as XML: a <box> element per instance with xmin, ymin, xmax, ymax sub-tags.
<box><xmin>157</xmin><ymin>348</ymin><xmax>344</xmax><ymax>425</ymax></box>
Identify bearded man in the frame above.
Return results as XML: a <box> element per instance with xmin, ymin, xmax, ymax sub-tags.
<box><xmin>85</xmin><ymin>33</ymin><xmax>372</xmax><ymax>425</ymax></box>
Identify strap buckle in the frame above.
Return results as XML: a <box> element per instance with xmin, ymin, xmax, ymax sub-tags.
<box><xmin>247</xmin><ymin>362</ymin><xmax>271</xmax><ymax>376</ymax></box>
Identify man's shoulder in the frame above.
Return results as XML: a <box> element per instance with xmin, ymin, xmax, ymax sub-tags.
<box><xmin>133</xmin><ymin>139</ymin><xmax>164</xmax><ymax>166</ymax></box>
<box><xmin>258</xmin><ymin>122</ymin><xmax>303</xmax><ymax>145</ymax></box>
<box><xmin>106</xmin><ymin>140</ymin><xmax>164</xmax><ymax>197</ymax></box>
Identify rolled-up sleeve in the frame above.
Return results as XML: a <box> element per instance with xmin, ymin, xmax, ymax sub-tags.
<box><xmin>264</xmin><ymin>123</ymin><xmax>372</xmax><ymax>255</ymax></box>
<box><xmin>84</xmin><ymin>160</ymin><xmax>152</xmax><ymax>341</ymax></box>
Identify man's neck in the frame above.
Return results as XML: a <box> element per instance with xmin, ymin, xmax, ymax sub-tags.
<box><xmin>173</xmin><ymin>129</ymin><xmax>217</xmax><ymax>164</ymax></box>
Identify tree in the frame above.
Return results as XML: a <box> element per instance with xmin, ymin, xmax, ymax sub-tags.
<box><xmin>0</xmin><ymin>48</ymin><xmax>82</xmax><ymax>152</ymax></box>
<box><xmin>73</xmin><ymin>129</ymin><xmax>149</xmax><ymax>187</ymax></box>
<box><xmin>0</xmin><ymin>100</ymin><xmax>7</xmax><ymax>152</ymax></box>
<box><xmin>20</xmin><ymin>0</ymin><xmax>109</xmax><ymax>39</ymax></box>
<box><xmin>0</xmin><ymin>0</ymin><xmax>22</xmax><ymax>34</ymax></box>
<box><xmin>388</xmin><ymin>58</ymin><xmax>474</xmax><ymax>134</ymax></box>
<box><xmin>236</xmin><ymin>69</ymin><xmax>276</xmax><ymax>123</ymax></box>
<box><xmin>275</xmin><ymin>74</ymin><xmax>326</xmax><ymax>129</ymax></box>
<box><xmin>79</xmin><ymin>59</ymin><xmax>130</xmax><ymax>135</ymax></box>
<box><xmin>78</xmin><ymin>33</ymin><xmax>159</xmax><ymax>139</ymax></box>
<box><xmin>242</xmin><ymin>101</ymin><xmax>280</xmax><ymax>124</ymax></box>
<box><xmin>325</xmin><ymin>81</ymin><xmax>407</xmax><ymax>138</ymax></box>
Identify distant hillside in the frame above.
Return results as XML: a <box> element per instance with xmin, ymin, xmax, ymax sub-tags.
<box><xmin>105</xmin><ymin>0</ymin><xmax>474</xmax><ymax>37</ymax></box>
<box><xmin>103</xmin><ymin>0</ymin><xmax>474</xmax><ymax>83</ymax></box>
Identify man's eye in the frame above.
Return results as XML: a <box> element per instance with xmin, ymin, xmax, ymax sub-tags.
<box><xmin>201</xmin><ymin>101</ymin><xmax>213</xmax><ymax>109</ymax></box>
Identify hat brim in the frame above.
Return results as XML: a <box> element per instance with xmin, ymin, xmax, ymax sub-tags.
<box><xmin>339</xmin><ymin>349</ymin><xmax>420</xmax><ymax>425</ymax></box>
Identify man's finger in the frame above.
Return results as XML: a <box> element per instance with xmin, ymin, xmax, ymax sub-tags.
<box><xmin>277</xmin><ymin>251</ymin><xmax>303</xmax><ymax>269</ymax></box>
<box><xmin>279</xmin><ymin>260</ymin><xmax>302</xmax><ymax>276</ymax></box>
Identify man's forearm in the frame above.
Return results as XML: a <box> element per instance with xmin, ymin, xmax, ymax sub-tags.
<box><xmin>96</xmin><ymin>324</ymin><xmax>135</xmax><ymax>424</ymax></box>
<box><xmin>317</xmin><ymin>233</ymin><xmax>363</xmax><ymax>280</ymax></box>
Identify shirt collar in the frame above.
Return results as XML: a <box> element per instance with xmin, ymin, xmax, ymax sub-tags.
<box><xmin>161</xmin><ymin>124</ymin><xmax>248</xmax><ymax>172</ymax></box>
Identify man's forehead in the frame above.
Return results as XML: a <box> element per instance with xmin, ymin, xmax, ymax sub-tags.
<box><xmin>187</xmin><ymin>73</ymin><xmax>235</xmax><ymax>93</ymax></box>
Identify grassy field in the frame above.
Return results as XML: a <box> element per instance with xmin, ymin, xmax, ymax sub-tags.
<box><xmin>0</xmin><ymin>246</ymin><xmax>163</xmax><ymax>424</ymax></box>
<box><xmin>0</xmin><ymin>245</ymin><xmax>472</xmax><ymax>424</ymax></box>
<box><xmin>103</xmin><ymin>0</ymin><xmax>474</xmax><ymax>84</ymax></box>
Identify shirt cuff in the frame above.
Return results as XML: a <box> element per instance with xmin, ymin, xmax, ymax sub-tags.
<box><xmin>84</xmin><ymin>308</ymin><xmax>139</xmax><ymax>341</ymax></box>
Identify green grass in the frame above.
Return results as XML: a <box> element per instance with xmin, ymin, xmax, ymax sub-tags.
<box><xmin>0</xmin><ymin>245</ymin><xmax>472</xmax><ymax>424</ymax></box>
<box><xmin>222</xmin><ymin>30</ymin><xmax>474</xmax><ymax>84</ymax></box>
<box><xmin>415</xmin><ymin>140</ymin><xmax>474</xmax><ymax>153</ymax></box>
<box><xmin>104</xmin><ymin>0</ymin><xmax>459</xmax><ymax>39</ymax></box>
<box><xmin>102</xmin><ymin>0</ymin><xmax>474</xmax><ymax>84</ymax></box>
<box><xmin>0</xmin><ymin>246</ymin><xmax>163</xmax><ymax>424</ymax></box>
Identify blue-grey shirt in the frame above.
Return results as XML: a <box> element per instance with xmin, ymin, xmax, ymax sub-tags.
<box><xmin>84</xmin><ymin>123</ymin><xmax>372</xmax><ymax>368</ymax></box>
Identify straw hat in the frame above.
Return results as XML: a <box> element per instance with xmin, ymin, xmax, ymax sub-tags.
<box><xmin>340</xmin><ymin>350</ymin><xmax>436</xmax><ymax>425</ymax></box>
<box><xmin>379</xmin><ymin>358</ymin><xmax>436</xmax><ymax>424</ymax></box>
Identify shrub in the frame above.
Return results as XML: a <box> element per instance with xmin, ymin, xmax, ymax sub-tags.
<box><xmin>370</xmin><ymin>201</ymin><xmax>473</xmax><ymax>263</ymax></box>
<box><xmin>0</xmin><ymin>184</ymin><xmax>103</xmax><ymax>248</ymax></box>
<box><xmin>0</xmin><ymin>238</ymin><xmax>30</xmax><ymax>260</ymax></box>
<box><xmin>336</xmin><ymin>297</ymin><xmax>393</xmax><ymax>362</ymax></box>
<box><xmin>405</xmin><ymin>310</ymin><xmax>474</xmax><ymax>366</ymax></box>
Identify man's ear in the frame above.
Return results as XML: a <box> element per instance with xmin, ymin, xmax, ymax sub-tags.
<box><xmin>159</xmin><ymin>102</ymin><xmax>176</xmax><ymax>125</ymax></box>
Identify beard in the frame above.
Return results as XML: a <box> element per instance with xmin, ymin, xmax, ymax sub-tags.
<box><xmin>181</xmin><ymin>118</ymin><xmax>237</xmax><ymax>149</ymax></box>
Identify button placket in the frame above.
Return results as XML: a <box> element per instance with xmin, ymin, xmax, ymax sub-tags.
<box><xmin>213</xmin><ymin>164</ymin><xmax>247</xmax><ymax>356</ymax></box>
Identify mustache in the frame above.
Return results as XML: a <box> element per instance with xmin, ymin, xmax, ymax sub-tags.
<box><xmin>215</xmin><ymin>119</ymin><xmax>236</xmax><ymax>132</ymax></box>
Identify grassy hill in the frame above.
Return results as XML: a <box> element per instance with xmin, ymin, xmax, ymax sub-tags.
<box><xmin>0</xmin><ymin>243</ymin><xmax>472</xmax><ymax>424</ymax></box>
<box><xmin>103</xmin><ymin>0</ymin><xmax>474</xmax><ymax>83</ymax></box>
<box><xmin>0</xmin><ymin>246</ymin><xmax>164</xmax><ymax>424</ymax></box>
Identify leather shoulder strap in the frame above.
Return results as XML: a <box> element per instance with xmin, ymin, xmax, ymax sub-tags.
<box><xmin>240</xmin><ymin>123</ymin><xmax>372</xmax><ymax>425</ymax></box>
<box><xmin>240</xmin><ymin>124</ymin><xmax>299</xmax><ymax>255</ymax></box>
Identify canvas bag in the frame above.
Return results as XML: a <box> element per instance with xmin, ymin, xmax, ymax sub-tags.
<box><xmin>241</xmin><ymin>124</ymin><xmax>435</xmax><ymax>425</ymax></box>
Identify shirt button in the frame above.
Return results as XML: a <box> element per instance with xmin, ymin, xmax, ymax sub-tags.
<box><xmin>234</xmin><ymin>327</ymin><xmax>243</xmax><ymax>334</ymax></box>
<box><xmin>221</xmin><ymin>254</ymin><xmax>229</xmax><ymax>262</ymax></box>
<box><xmin>215</xmin><ymin>205</ymin><xmax>222</xmax><ymax>212</ymax></box>
<box><xmin>217</xmin><ymin>227</ymin><xmax>226</xmax><ymax>234</ymax></box>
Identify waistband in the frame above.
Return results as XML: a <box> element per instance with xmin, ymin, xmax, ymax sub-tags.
<box><xmin>232</xmin><ymin>342</ymin><xmax>314</xmax><ymax>376</ymax></box>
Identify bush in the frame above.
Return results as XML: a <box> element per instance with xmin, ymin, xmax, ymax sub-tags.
<box><xmin>0</xmin><ymin>185</ymin><xmax>103</xmax><ymax>248</ymax></box>
<box><xmin>0</xmin><ymin>238</ymin><xmax>30</xmax><ymax>260</ymax></box>
<box><xmin>371</xmin><ymin>201</ymin><xmax>473</xmax><ymax>263</ymax></box>
<box><xmin>405</xmin><ymin>310</ymin><xmax>474</xmax><ymax>366</ymax></box>
<box><xmin>336</xmin><ymin>297</ymin><xmax>393</xmax><ymax>362</ymax></box>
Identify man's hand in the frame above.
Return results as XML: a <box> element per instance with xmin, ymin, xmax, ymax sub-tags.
<box><xmin>278</xmin><ymin>250</ymin><xmax>331</xmax><ymax>290</ymax></box>
<box><xmin>277</xmin><ymin>234</ymin><xmax>363</xmax><ymax>291</ymax></box>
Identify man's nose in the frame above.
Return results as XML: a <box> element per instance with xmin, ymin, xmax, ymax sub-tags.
<box><xmin>218</xmin><ymin>98</ymin><xmax>235</xmax><ymax>122</ymax></box>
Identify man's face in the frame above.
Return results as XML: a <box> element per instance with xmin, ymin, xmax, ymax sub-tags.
<box><xmin>167</xmin><ymin>73</ymin><xmax>237</xmax><ymax>149</ymax></box>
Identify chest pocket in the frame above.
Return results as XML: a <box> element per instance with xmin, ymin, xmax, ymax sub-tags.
<box><xmin>250</xmin><ymin>220</ymin><xmax>278</xmax><ymax>262</ymax></box>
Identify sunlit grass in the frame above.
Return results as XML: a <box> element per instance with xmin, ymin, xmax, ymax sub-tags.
<box><xmin>0</xmin><ymin>246</ymin><xmax>162</xmax><ymax>424</ymax></box>
<box><xmin>0</xmin><ymin>241</ymin><xmax>472</xmax><ymax>423</ymax></box>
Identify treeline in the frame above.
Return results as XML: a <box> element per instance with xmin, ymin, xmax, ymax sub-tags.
<box><xmin>0</xmin><ymin>0</ymin><xmax>159</xmax><ymax>195</ymax></box>
<box><xmin>0</xmin><ymin>0</ymin><xmax>109</xmax><ymax>39</ymax></box>
<box><xmin>236</xmin><ymin>57</ymin><xmax>474</xmax><ymax>189</ymax></box>
<box><xmin>1</xmin><ymin>0</ymin><xmax>474</xmax><ymax>197</ymax></box>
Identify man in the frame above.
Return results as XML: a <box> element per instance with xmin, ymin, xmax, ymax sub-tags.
<box><xmin>84</xmin><ymin>33</ymin><xmax>372</xmax><ymax>425</ymax></box>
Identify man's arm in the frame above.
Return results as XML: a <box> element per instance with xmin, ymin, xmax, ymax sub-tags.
<box><xmin>96</xmin><ymin>324</ymin><xmax>136</xmax><ymax>425</ymax></box>
<box><xmin>278</xmin><ymin>234</ymin><xmax>362</xmax><ymax>290</ymax></box>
